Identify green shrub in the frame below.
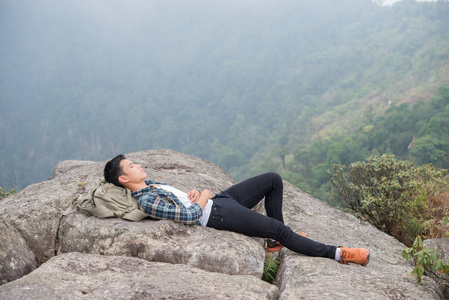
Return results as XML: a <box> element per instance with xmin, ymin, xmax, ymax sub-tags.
<box><xmin>329</xmin><ymin>154</ymin><xmax>449</xmax><ymax>246</ymax></box>
<box><xmin>0</xmin><ymin>187</ymin><xmax>18</xmax><ymax>200</ymax></box>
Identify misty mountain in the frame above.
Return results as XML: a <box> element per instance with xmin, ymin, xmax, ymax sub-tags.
<box><xmin>1</xmin><ymin>0</ymin><xmax>448</xmax><ymax>202</ymax></box>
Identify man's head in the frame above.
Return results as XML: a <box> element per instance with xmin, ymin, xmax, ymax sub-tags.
<box><xmin>104</xmin><ymin>154</ymin><xmax>147</xmax><ymax>190</ymax></box>
<box><xmin>104</xmin><ymin>154</ymin><xmax>126</xmax><ymax>187</ymax></box>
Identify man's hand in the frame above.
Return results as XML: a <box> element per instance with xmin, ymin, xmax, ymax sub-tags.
<box><xmin>188</xmin><ymin>189</ymin><xmax>214</xmax><ymax>204</ymax></box>
<box><xmin>200</xmin><ymin>189</ymin><xmax>214</xmax><ymax>200</ymax></box>
<box><xmin>188</xmin><ymin>189</ymin><xmax>213</xmax><ymax>210</ymax></box>
<box><xmin>187</xmin><ymin>190</ymin><xmax>201</xmax><ymax>203</ymax></box>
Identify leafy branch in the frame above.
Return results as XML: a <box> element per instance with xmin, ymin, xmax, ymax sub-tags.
<box><xmin>402</xmin><ymin>224</ymin><xmax>449</xmax><ymax>285</ymax></box>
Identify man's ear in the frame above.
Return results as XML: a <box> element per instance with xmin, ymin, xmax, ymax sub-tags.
<box><xmin>118</xmin><ymin>175</ymin><xmax>129</xmax><ymax>185</ymax></box>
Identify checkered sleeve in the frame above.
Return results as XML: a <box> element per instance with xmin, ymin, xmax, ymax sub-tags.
<box><xmin>137</xmin><ymin>192</ymin><xmax>203</xmax><ymax>225</ymax></box>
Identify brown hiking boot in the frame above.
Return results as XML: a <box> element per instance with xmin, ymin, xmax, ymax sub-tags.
<box><xmin>267</xmin><ymin>233</ymin><xmax>308</xmax><ymax>252</ymax></box>
<box><xmin>339</xmin><ymin>247</ymin><xmax>370</xmax><ymax>266</ymax></box>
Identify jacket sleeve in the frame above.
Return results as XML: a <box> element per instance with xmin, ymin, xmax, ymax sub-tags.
<box><xmin>137</xmin><ymin>192</ymin><xmax>203</xmax><ymax>225</ymax></box>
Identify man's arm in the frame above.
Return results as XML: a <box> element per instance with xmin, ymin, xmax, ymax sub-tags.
<box><xmin>187</xmin><ymin>189</ymin><xmax>213</xmax><ymax>210</ymax></box>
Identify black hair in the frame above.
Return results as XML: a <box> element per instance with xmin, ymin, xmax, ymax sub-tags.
<box><xmin>104</xmin><ymin>154</ymin><xmax>126</xmax><ymax>187</ymax></box>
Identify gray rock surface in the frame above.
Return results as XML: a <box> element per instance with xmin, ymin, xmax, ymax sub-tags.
<box><xmin>424</xmin><ymin>238</ymin><xmax>449</xmax><ymax>298</ymax></box>
<box><xmin>425</xmin><ymin>238</ymin><xmax>449</xmax><ymax>262</ymax></box>
<box><xmin>276</xmin><ymin>182</ymin><xmax>443</xmax><ymax>299</ymax></box>
<box><xmin>58</xmin><ymin>214</ymin><xmax>264</xmax><ymax>276</ymax></box>
<box><xmin>0</xmin><ymin>149</ymin><xmax>445</xmax><ymax>299</ymax></box>
<box><xmin>0</xmin><ymin>219</ymin><xmax>37</xmax><ymax>285</ymax></box>
<box><xmin>0</xmin><ymin>252</ymin><xmax>279</xmax><ymax>300</ymax></box>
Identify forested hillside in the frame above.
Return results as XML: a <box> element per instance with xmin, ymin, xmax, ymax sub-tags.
<box><xmin>286</xmin><ymin>85</ymin><xmax>449</xmax><ymax>204</ymax></box>
<box><xmin>1</xmin><ymin>0</ymin><xmax>449</xmax><ymax>204</ymax></box>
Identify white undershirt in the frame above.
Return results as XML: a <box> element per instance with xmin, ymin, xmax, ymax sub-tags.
<box><xmin>159</xmin><ymin>185</ymin><xmax>213</xmax><ymax>227</ymax></box>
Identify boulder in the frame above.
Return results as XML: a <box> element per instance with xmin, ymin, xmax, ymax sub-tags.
<box><xmin>275</xmin><ymin>182</ymin><xmax>443</xmax><ymax>299</ymax></box>
<box><xmin>0</xmin><ymin>149</ymin><xmax>239</xmax><ymax>267</ymax></box>
<box><xmin>0</xmin><ymin>160</ymin><xmax>101</xmax><ymax>265</ymax></box>
<box><xmin>0</xmin><ymin>219</ymin><xmax>37</xmax><ymax>285</ymax></box>
<box><xmin>58</xmin><ymin>214</ymin><xmax>264</xmax><ymax>276</ymax></box>
<box><xmin>0</xmin><ymin>252</ymin><xmax>279</xmax><ymax>300</ymax></box>
<box><xmin>56</xmin><ymin>149</ymin><xmax>263</xmax><ymax>276</ymax></box>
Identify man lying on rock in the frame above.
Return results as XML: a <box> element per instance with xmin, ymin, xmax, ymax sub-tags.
<box><xmin>104</xmin><ymin>154</ymin><xmax>370</xmax><ymax>266</ymax></box>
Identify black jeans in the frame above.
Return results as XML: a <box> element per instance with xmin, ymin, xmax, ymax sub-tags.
<box><xmin>206</xmin><ymin>172</ymin><xmax>337</xmax><ymax>259</ymax></box>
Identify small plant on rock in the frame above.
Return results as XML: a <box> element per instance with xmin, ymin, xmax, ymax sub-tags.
<box><xmin>402</xmin><ymin>231</ymin><xmax>449</xmax><ymax>285</ymax></box>
<box><xmin>262</xmin><ymin>256</ymin><xmax>281</xmax><ymax>284</ymax></box>
<box><xmin>0</xmin><ymin>186</ymin><xmax>18</xmax><ymax>200</ymax></box>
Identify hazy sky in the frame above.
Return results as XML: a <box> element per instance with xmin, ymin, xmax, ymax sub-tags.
<box><xmin>375</xmin><ymin>0</ymin><xmax>437</xmax><ymax>5</ymax></box>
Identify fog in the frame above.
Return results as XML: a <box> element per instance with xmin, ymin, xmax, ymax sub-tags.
<box><xmin>1</xmin><ymin>0</ymin><xmax>448</xmax><ymax>191</ymax></box>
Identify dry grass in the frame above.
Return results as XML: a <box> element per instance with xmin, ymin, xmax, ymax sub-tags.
<box><xmin>425</xmin><ymin>192</ymin><xmax>449</xmax><ymax>239</ymax></box>
<box><xmin>389</xmin><ymin>190</ymin><xmax>449</xmax><ymax>246</ymax></box>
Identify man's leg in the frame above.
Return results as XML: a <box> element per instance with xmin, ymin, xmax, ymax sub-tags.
<box><xmin>217</xmin><ymin>172</ymin><xmax>284</xmax><ymax>223</ymax></box>
<box><xmin>206</xmin><ymin>197</ymin><xmax>336</xmax><ymax>259</ymax></box>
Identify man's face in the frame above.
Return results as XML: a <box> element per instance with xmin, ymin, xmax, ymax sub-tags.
<box><xmin>119</xmin><ymin>159</ymin><xmax>147</xmax><ymax>184</ymax></box>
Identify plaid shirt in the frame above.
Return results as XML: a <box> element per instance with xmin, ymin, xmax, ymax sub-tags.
<box><xmin>132</xmin><ymin>180</ymin><xmax>202</xmax><ymax>225</ymax></box>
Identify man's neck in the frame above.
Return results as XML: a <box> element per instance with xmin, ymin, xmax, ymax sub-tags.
<box><xmin>127</xmin><ymin>181</ymin><xmax>148</xmax><ymax>192</ymax></box>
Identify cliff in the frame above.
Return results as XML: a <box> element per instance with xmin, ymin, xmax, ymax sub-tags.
<box><xmin>0</xmin><ymin>149</ymin><xmax>443</xmax><ymax>299</ymax></box>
